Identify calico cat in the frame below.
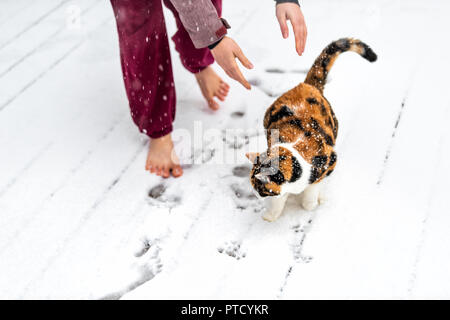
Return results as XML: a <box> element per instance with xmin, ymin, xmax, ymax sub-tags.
<box><xmin>246</xmin><ymin>38</ymin><xmax>377</xmax><ymax>222</ymax></box>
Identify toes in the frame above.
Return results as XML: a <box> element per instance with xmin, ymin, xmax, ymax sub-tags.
<box><xmin>216</xmin><ymin>93</ymin><xmax>226</xmax><ymax>102</ymax></box>
<box><xmin>220</xmin><ymin>81</ymin><xmax>230</xmax><ymax>90</ymax></box>
<box><xmin>218</xmin><ymin>88</ymin><xmax>228</xmax><ymax>97</ymax></box>
<box><xmin>220</xmin><ymin>86</ymin><xmax>229</xmax><ymax>95</ymax></box>
<box><xmin>162</xmin><ymin>167</ymin><xmax>170</xmax><ymax>178</ymax></box>
<box><xmin>215</xmin><ymin>88</ymin><xmax>228</xmax><ymax>102</ymax></box>
<box><xmin>146</xmin><ymin>162</ymin><xmax>155</xmax><ymax>173</ymax></box>
<box><xmin>208</xmin><ymin>98</ymin><xmax>220</xmax><ymax>110</ymax></box>
<box><xmin>171</xmin><ymin>166</ymin><xmax>183</xmax><ymax>178</ymax></box>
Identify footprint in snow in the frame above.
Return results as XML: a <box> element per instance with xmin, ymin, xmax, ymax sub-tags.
<box><xmin>230</xmin><ymin>111</ymin><xmax>245</xmax><ymax>118</ymax></box>
<box><xmin>100</xmin><ymin>238</ymin><xmax>163</xmax><ymax>300</ymax></box>
<box><xmin>147</xmin><ymin>183</ymin><xmax>181</xmax><ymax>208</ymax></box>
<box><xmin>148</xmin><ymin>184</ymin><xmax>166</xmax><ymax>199</ymax></box>
<box><xmin>134</xmin><ymin>238</ymin><xmax>163</xmax><ymax>276</ymax></box>
<box><xmin>232</xmin><ymin>165</ymin><xmax>251</xmax><ymax>178</ymax></box>
<box><xmin>132</xmin><ymin>238</ymin><xmax>163</xmax><ymax>283</ymax></box>
<box><xmin>218</xmin><ymin>240</ymin><xmax>246</xmax><ymax>260</ymax></box>
<box><xmin>264</xmin><ymin>67</ymin><xmax>309</xmax><ymax>74</ymax></box>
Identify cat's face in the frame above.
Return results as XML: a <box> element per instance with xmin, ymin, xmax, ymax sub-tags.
<box><xmin>247</xmin><ymin>147</ymin><xmax>303</xmax><ymax>197</ymax></box>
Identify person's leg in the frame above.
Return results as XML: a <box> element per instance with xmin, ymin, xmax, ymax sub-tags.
<box><xmin>163</xmin><ymin>0</ymin><xmax>230</xmax><ymax>110</ymax></box>
<box><xmin>111</xmin><ymin>0</ymin><xmax>182</xmax><ymax>178</ymax></box>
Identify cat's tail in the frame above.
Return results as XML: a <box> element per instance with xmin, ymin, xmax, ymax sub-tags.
<box><xmin>304</xmin><ymin>38</ymin><xmax>377</xmax><ymax>92</ymax></box>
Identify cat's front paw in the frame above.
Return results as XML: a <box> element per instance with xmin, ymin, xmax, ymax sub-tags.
<box><xmin>301</xmin><ymin>197</ymin><xmax>319</xmax><ymax>211</ymax></box>
<box><xmin>262</xmin><ymin>210</ymin><xmax>281</xmax><ymax>222</ymax></box>
<box><xmin>301</xmin><ymin>184</ymin><xmax>321</xmax><ymax>211</ymax></box>
<box><xmin>262</xmin><ymin>194</ymin><xmax>288</xmax><ymax>222</ymax></box>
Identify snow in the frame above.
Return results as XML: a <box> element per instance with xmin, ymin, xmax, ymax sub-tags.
<box><xmin>1</xmin><ymin>0</ymin><xmax>450</xmax><ymax>299</ymax></box>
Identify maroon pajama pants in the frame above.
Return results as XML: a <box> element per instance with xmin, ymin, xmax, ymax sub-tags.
<box><xmin>111</xmin><ymin>0</ymin><xmax>222</xmax><ymax>138</ymax></box>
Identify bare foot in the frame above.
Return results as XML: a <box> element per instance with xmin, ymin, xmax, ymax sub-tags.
<box><xmin>145</xmin><ymin>134</ymin><xmax>183</xmax><ymax>178</ymax></box>
<box><xmin>195</xmin><ymin>66</ymin><xmax>230</xmax><ymax>110</ymax></box>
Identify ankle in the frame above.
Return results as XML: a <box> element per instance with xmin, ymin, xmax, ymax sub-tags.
<box><xmin>150</xmin><ymin>133</ymin><xmax>173</xmax><ymax>146</ymax></box>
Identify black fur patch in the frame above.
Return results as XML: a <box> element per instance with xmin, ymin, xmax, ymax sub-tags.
<box><xmin>270</xmin><ymin>170</ymin><xmax>285</xmax><ymax>184</ymax></box>
<box><xmin>309</xmin><ymin>167</ymin><xmax>320</xmax><ymax>184</ymax></box>
<box><xmin>320</xmin><ymin>104</ymin><xmax>328</xmax><ymax>116</ymax></box>
<box><xmin>309</xmin><ymin>153</ymin><xmax>332</xmax><ymax>183</ymax></box>
<box><xmin>325</xmin><ymin>39</ymin><xmax>350</xmax><ymax>56</ymax></box>
<box><xmin>306</xmin><ymin>97</ymin><xmax>319</xmax><ymax>105</ymax></box>
<box><xmin>325</xmin><ymin>43</ymin><xmax>338</xmax><ymax>55</ymax></box>
<box><xmin>312</xmin><ymin>73</ymin><xmax>324</xmax><ymax>84</ymax></box>
<box><xmin>310</xmin><ymin>117</ymin><xmax>334</xmax><ymax>146</ymax></box>
<box><xmin>324</xmin><ymin>97</ymin><xmax>338</xmax><ymax>139</ymax></box>
<box><xmin>336</xmin><ymin>38</ymin><xmax>351</xmax><ymax>51</ymax></box>
<box><xmin>324</xmin><ymin>134</ymin><xmax>334</xmax><ymax>146</ymax></box>
<box><xmin>312</xmin><ymin>155</ymin><xmax>328</xmax><ymax>168</ymax></box>
<box><xmin>326</xmin><ymin>117</ymin><xmax>333</xmax><ymax>127</ymax></box>
<box><xmin>328</xmin><ymin>152</ymin><xmax>337</xmax><ymax>167</ymax></box>
<box><xmin>290</xmin><ymin>156</ymin><xmax>302</xmax><ymax>182</ymax></box>
<box><xmin>361</xmin><ymin>43</ymin><xmax>378</xmax><ymax>62</ymax></box>
<box><xmin>310</xmin><ymin>118</ymin><xmax>320</xmax><ymax>130</ymax></box>
<box><xmin>321</xmin><ymin>56</ymin><xmax>331</xmax><ymax>69</ymax></box>
<box><xmin>289</xmin><ymin>119</ymin><xmax>304</xmax><ymax>131</ymax></box>
<box><xmin>267</xmin><ymin>105</ymin><xmax>294</xmax><ymax>128</ymax></box>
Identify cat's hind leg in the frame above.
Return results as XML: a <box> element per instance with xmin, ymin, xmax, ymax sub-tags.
<box><xmin>301</xmin><ymin>182</ymin><xmax>321</xmax><ymax>211</ymax></box>
<box><xmin>263</xmin><ymin>194</ymin><xmax>289</xmax><ymax>222</ymax></box>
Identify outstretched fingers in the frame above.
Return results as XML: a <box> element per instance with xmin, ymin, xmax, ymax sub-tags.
<box><xmin>292</xmin><ymin>20</ymin><xmax>307</xmax><ymax>55</ymax></box>
<box><xmin>226</xmin><ymin>60</ymin><xmax>251</xmax><ymax>90</ymax></box>
<box><xmin>235</xmin><ymin>48</ymin><xmax>254</xmax><ymax>70</ymax></box>
<box><xmin>277</xmin><ymin>11</ymin><xmax>289</xmax><ymax>38</ymax></box>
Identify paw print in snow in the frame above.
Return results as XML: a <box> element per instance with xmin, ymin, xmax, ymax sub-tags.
<box><xmin>230</xmin><ymin>183</ymin><xmax>264</xmax><ymax>213</ymax></box>
<box><xmin>218</xmin><ymin>240</ymin><xmax>246</xmax><ymax>260</ymax></box>
<box><xmin>290</xmin><ymin>224</ymin><xmax>313</xmax><ymax>263</ymax></box>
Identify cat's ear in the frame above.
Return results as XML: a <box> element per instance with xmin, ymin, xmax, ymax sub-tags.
<box><xmin>245</xmin><ymin>152</ymin><xmax>260</xmax><ymax>164</ymax></box>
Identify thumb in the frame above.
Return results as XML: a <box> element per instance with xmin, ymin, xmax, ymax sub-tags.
<box><xmin>235</xmin><ymin>47</ymin><xmax>254</xmax><ymax>70</ymax></box>
<box><xmin>277</xmin><ymin>14</ymin><xmax>289</xmax><ymax>39</ymax></box>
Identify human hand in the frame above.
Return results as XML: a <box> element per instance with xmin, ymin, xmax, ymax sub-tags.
<box><xmin>210</xmin><ymin>36</ymin><xmax>253</xmax><ymax>90</ymax></box>
<box><xmin>276</xmin><ymin>3</ymin><xmax>307</xmax><ymax>55</ymax></box>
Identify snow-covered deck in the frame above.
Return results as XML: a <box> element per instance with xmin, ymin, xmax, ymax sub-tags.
<box><xmin>1</xmin><ymin>0</ymin><xmax>449</xmax><ymax>299</ymax></box>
